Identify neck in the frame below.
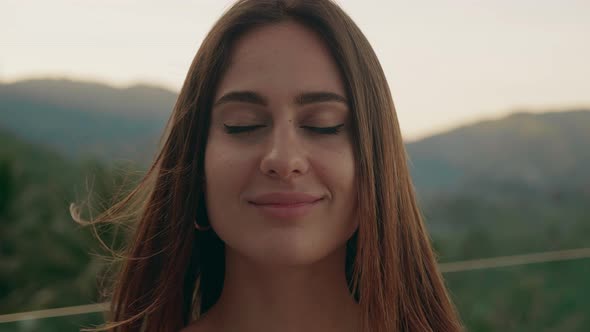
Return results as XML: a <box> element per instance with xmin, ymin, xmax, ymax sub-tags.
<box><xmin>201</xmin><ymin>245</ymin><xmax>361</xmax><ymax>332</ymax></box>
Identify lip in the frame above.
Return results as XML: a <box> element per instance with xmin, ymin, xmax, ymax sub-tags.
<box><xmin>249</xmin><ymin>192</ymin><xmax>323</xmax><ymax>205</ymax></box>
<box><xmin>248</xmin><ymin>192</ymin><xmax>324</xmax><ymax>219</ymax></box>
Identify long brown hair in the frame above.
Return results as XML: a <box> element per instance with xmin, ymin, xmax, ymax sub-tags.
<box><xmin>72</xmin><ymin>0</ymin><xmax>463</xmax><ymax>331</ymax></box>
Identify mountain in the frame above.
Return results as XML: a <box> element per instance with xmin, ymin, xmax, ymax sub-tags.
<box><xmin>2</xmin><ymin>78</ymin><xmax>589</xmax><ymax>194</ymax></box>
<box><xmin>2</xmin><ymin>78</ymin><xmax>590</xmax><ymax>331</ymax></box>
<box><xmin>0</xmin><ymin>78</ymin><xmax>176</xmax><ymax>164</ymax></box>
<box><xmin>2</xmin><ymin>125</ymin><xmax>588</xmax><ymax>332</ymax></box>
<box><xmin>406</xmin><ymin>110</ymin><xmax>590</xmax><ymax>194</ymax></box>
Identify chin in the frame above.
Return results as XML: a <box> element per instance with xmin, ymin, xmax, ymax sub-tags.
<box><xmin>230</xmin><ymin>234</ymin><xmax>342</xmax><ymax>268</ymax></box>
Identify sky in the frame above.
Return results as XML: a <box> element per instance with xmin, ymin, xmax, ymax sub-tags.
<box><xmin>1</xmin><ymin>0</ymin><xmax>589</xmax><ymax>141</ymax></box>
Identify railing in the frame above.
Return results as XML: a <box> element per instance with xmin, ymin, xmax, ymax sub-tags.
<box><xmin>1</xmin><ymin>247</ymin><xmax>590</xmax><ymax>324</ymax></box>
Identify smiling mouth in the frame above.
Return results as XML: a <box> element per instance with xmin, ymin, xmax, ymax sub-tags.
<box><xmin>248</xmin><ymin>198</ymin><xmax>324</xmax><ymax>219</ymax></box>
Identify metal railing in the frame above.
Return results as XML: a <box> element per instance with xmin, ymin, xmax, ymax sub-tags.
<box><xmin>2</xmin><ymin>246</ymin><xmax>590</xmax><ymax>324</ymax></box>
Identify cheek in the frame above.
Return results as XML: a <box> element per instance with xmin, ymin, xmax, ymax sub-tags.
<box><xmin>205</xmin><ymin>132</ymin><xmax>253</xmax><ymax>180</ymax></box>
<box><xmin>314</xmin><ymin>139</ymin><xmax>354</xmax><ymax>186</ymax></box>
<box><xmin>204</xmin><ymin>136</ymin><xmax>252</xmax><ymax>219</ymax></box>
<box><xmin>311</xmin><ymin>142</ymin><xmax>357</xmax><ymax>216</ymax></box>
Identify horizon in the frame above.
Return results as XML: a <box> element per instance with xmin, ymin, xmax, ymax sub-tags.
<box><xmin>2</xmin><ymin>0</ymin><xmax>589</xmax><ymax>140</ymax></box>
<box><xmin>2</xmin><ymin>75</ymin><xmax>589</xmax><ymax>143</ymax></box>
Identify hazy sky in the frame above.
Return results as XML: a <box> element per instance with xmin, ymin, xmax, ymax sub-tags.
<box><xmin>1</xmin><ymin>0</ymin><xmax>589</xmax><ymax>140</ymax></box>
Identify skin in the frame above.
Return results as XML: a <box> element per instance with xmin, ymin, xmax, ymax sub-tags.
<box><xmin>184</xmin><ymin>21</ymin><xmax>360</xmax><ymax>332</ymax></box>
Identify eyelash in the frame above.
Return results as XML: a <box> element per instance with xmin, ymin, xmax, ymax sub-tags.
<box><xmin>223</xmin><ymin>124</ymin><xmax>344</xmax><ymax>135</ymax></box>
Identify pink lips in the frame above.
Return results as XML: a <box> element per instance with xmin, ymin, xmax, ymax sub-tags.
<box><xmin>248</xmin><ymin>192</ymin><xmax>324</xmax><ymax>219</ymax></box>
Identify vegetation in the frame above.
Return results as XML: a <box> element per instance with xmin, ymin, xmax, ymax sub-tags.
<box><xmin>0</xmin><ymin>79</ymin><xmax>588</xmax><ymax>331</ymax></box>
<box><xmin>0</xmin><ymin>130</ymin><xmax>141</xmax><ymax>332</ymax></box>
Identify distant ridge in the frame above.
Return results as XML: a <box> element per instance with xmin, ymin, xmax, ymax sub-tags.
<box><xmin>1</xmin><ymin>78</ymin><xmax>588</xmax><ymax>192</ymax></box>
<box><xmin>1</xmin><ymin>78</ymin><xmax>178</xmax><ymax>118</ymax></box>
<box><xmin>406</xmin><ymin>109</ymin><xmax>590</xmax><ymax>193</ymax></box>
<box><xmin>0</xmin><ymin>78</ymin><xmax>177</xmax><ymax>164</ymax></box>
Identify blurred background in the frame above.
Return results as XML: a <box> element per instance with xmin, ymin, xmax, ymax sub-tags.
<box><xmin>1</xmin><ymin>0</ymin><xmax>589</xmax><ymax>331</ymax></box>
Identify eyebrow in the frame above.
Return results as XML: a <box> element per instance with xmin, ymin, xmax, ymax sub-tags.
<box><xmin>213</xmin><ymin>91</ymin><xmax>348</xmax><ymax>107</ymax></box>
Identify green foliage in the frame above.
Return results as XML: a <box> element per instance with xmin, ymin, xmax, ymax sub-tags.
<box><xmin>1</xmin><ymin>79</ymin><xmax>588</xmax><ymax>331</ymax></box>
<box><xmin>445</xmin><ymin>260</ymin><xmax>590</xmax><ymax>332</ymax></box>
<box><xmin>0</xmin><ymin>130</ymin><xmax>140</xmax><ymax>331</ymax></box>
<box><xmin>424</xmin><ymin>183</ymin><xmax>590</xmax><ymax>332</ymax></box>
<box><xmin>2</xmin><ymin>128</ymin><xmax>588</xmax><ymax>332</ymax></box>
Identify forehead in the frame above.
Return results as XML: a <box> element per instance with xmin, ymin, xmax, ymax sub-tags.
<box><xmin>215</xmin><ymin>21</ymin><xmax>346</xmax><ymax>101</ymax></box>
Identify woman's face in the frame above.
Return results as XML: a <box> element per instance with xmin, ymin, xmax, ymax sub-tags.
<box><xmin>205</xmin><ymin>21</ymin><xmax>357</xmax><ymax>266</ymax></box>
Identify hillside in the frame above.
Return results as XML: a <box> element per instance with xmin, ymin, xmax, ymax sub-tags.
<box><xmin>0</xmin><ymin>129</ymin><xmax>140</xmax><ymax>331</ymax></box>
<box><xmin>0</xmin><ymin>79</ymin><xmax>176</xmax><ymax>163</ymax></box>
<box><xmin>2</xmin><ymin>79</ymin><xmax>589</xmax><ymax>196</ymax></box>
<box><xmin>406</xmin><ymin>110</ymin><xmax>590</xmax><ymax>193</ymax></box>
<box><xmin>1</xmin><ymin>81</ymin><xmax>589</xmax><ymax>331</ymax></box>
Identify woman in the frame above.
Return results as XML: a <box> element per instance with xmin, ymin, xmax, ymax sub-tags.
<box><xmin>74</xmin><ymin>0</ymin><xmax>463</xmax><ymax>331</ymax></box>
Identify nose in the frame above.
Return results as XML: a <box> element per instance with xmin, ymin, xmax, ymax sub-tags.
<box><xmin>259</xmin><ymin>123</ymin><xmax>309</xmax><ymax>181</ymax></box>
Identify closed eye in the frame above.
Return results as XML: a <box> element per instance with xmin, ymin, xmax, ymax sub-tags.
<box><xmin>223</xmin><ymin>124</ymin><xmax>345</xmax><ymax>135</ymax></box>
<box><xmin>223</xmin><ymin>124</ymin><xmax>266</xmax><ymax>134</ymax></box>
<box><xmin>301</xmin><ymin>124</ymin><xmax>344</xmax><ymax>135</ymax></box>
